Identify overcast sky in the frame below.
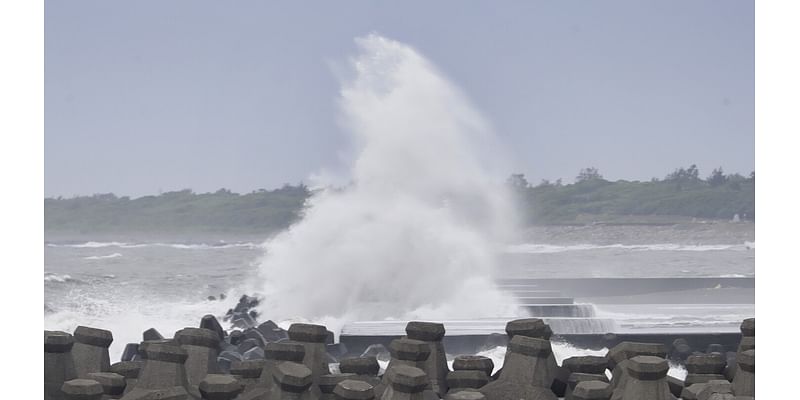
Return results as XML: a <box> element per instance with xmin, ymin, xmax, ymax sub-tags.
<box><xmin>45</xmin><ymin>1</ymin><xmax>753</xmax><ymax>197</ymax></box>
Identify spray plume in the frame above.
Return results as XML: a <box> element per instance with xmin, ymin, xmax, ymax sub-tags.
<box><xmin>255</xmin><ymin>34</ymin><xmax>520</xmax><ymax>329</ymax></box>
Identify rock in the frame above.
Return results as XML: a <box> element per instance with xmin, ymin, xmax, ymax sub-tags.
<box><xmin>360</xmin><ymin>344</ymin><xmax>391</xmax><ymax>363</ymax></box>
<box><xmin>697</xmin><ymin>380</ymin><xmax>733</xmax><ymax>400</ymax></box>
<box><xmin>737</xmin><ymin>337</ymin><xmax>754</xmax><ymax>353</ymax></box>
<box><xmin>723</xmin><ymin>352</ymin><xmax>738</xmax><ymax>381</ymax></box>
<box><xmin>256</xmin><ymin>320</ymin><xmax>288</xmax><ymax>343</ymax></box>
<box><xmin>505</xmin><ymin>318</ymin><xmax>552</xmax><ymax>340</ymax></box>
<box><xmin>249</xmin><ymin>341</ymin><xmax>308</xmax><ymax>394</ymax></box>
<box><xmin>607</xmin><ymin>342</ymin><xmax>667</xmax><ymax>391</ymax></box>
<box><xmin>243</xmin><ymin>346</ymin><xmax>265</xmax><ymax>361</ymax></box>
<box><xmin>46</xmin><ymin>331</ymin><xmax>78</xmax><ymax>400</ymax></box>
<box><xmin>72</xmin><ymin>326</ymin><xmax>113</xmax><ymax>378</ymax></box>
<box><xmin>563</xmin><ymin>356</ymin><xmax>608</xmax><ymax>375</ymax></box>
<box><xmin>337</xmin><ymin>356</ymin><xmax>382</xmax><ymax>389</ymax></box>
<box><xmin>739</xmin><ymin>319</ymin><xmax>754</xmax><ymax>337</ymax></box>
<box><xmin>572</xmin><ymin>381</ymin><xmax>611</xmax><ymax>400</ymax></box>
<box><xmin>109</xmin><ymin>361</ymin><xmax>141</xmax><ymax>395</ymax></box>
<box><xmin>681</xmin><ymin>383</ymin><xmax>706</xmax><ymax>400</ymax></box>
<box><xmin>444</xmin><ymin>392</ymin><xmax>485</xmax><ymax>400</ymax></box>
<box><xmin>327</xmin><ymin>343</ymin><xmax>349</xmax><ymax>360</ymax></box>
<box><xmin>270</xmin><ymin>362</ymin><xmax>313</xmax><ymax>398</ymax></box>
<box><xmin>381</xmin><ymin>365</ymin><xmax>429</xmax><ymax>399</ymax></box>
<box><xmin>666</xmin><ymin>375</ymin><xmax>684</xmax><ymax>398</ymax></box>
<box><xmin>334</xmin><ymin>379</ymin><xmax>375</xmax><ymax>400</ymax></box>
<box><xmin>229</xmin><ymin>359</ymin><xmax>266</xmax><ymax>393</ymax></box>
<box><xmin>198</xmin><ymin>374</ymin><xmax>243</xmax><ymax>400</ymax></box>
<box><xmin>565</xmin><ymin>373</ymin><xmax>608</xmax><ymax>400</ymax></box>
<box><xmin>684</xmin><ymin>352</ymin><xmax>727</xmax><ymax>387</ymax></box>
<box><xmin>684</xmin><ymin>374</ymin><xmax>727</xmax><ymax>387</ymax></box>
<box><xmin>446</xmin><ymin>370</ymin><xmax>490</xmax><ymax>392</ymax></box>
<box><xmin>228</xmin><ymin>331</ymin><xmax>244</xmax><ymax>346</ymax></box>
<box><xmin>452</xmin><ymin>355</ymin><xmax>494</xmax><ymax>378</ymax></box>
<box><xmin>319</xmin><ymin>373</ymin><xmax>357</xmax><ymax>399</ymax></box>
<box><xmin>61</xmin><ymin>378</ymin><xmax>104</xmax><ymax>400</ymax></box>
<box><xmin>606</xmin><ymin>342</ymin><xmax>667</xmax><ymax>371</ymax></box>
<box><xmin>216</xmin><ymin>358</ymin><xmax>232</xmax><ymax>376</ymax></box>
<box><xmin>218</xmin><ymin>350</ymin><xmax>243</xmax><ymax>363</ymax></box>
<box><xmin>200</xmin><ymin>315</ymin><xmax>226</xmax><ymax>341</ymax></box>
<box><xmin>672</xmin><ymin>343</ymin><xmax>693</xmax><ymax>361</ymax></box>
<box><xmin>238</xmin><ymin>338</ymin><xmax>260</xmax><ymax>354</ymax></box>
<box><xmin>264</xmin><ymin>341</ymin><xmax>307</xmax><ymax>363</ymax></box>
<box><xmin>120</xmin><ymin>344</ymin><xmax>139</xmax><ymax>362</ymax></box>
<box><xmin>86</xmin><ymin>372</ymin><xmax>126</xmax><ymax>398</ymax></box>
<box><xmin>142</xmin><ymin>328</ymin><xmax>164</xmax><ymax>342</ymax></box>
<box><xmin>374</xmin><ymin>338</ymin><xmax>431</xmax><ymax>398</ymax></box>
<box><xmin>243</xmin><ymin>329</ymin><xmax>267</xmax><ymax>348</ymax></box>
<box><xmin>340</xmin><ymin>357</ymin><xmax>380</xmax><ymax>376</ymax></box>
<box><xmin>551</xmin><ymin>365</ymin><xmax>571</xmax><ymax>398</ymax></box>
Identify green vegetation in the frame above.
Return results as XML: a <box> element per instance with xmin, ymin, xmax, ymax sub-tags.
<box><xmin>45</xmin><ymin>185</ymin><xmax>310</xmax><ymax>234</ymax></box>
<box><xmin>45</xmin><ymin>165</ymin><xmax>754</xmax><ymax>234</ymax></box>
<box><xmin>509</xmin><ymin>165</ymin><xmax>754</xmax><ymax>225</ymax></box>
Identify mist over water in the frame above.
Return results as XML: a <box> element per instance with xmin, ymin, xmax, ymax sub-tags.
<box><xmin>253</xmin><ymin>34</ymin><xmax>520</xmax><ymax>326</ymax></box>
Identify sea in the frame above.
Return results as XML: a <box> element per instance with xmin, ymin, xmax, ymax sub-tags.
<box><xmin>44</xmin><ymin>220</ymin><xmax>754</xmax><ymax>376</ymax></box>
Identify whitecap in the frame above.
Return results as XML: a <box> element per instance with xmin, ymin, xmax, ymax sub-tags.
<box><xmin>84</xmin><ymin>253</ymin><xmax>123</xmax><ymax>260</ymax></box>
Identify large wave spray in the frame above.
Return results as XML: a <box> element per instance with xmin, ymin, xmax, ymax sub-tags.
<box><xmin>255</xmin><ymin>35</ymin><xmax>520</xmax><ymax>327</ymax></box>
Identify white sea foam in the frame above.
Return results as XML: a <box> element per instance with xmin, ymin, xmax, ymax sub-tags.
<box><xmin>84</xmin><ymin>253</ymin><xmax>123</xmax><ymax>260</ymax></box>
<box><xmin>47</xmin><ymin>241</ymin><xmax>262</xmax><ymax>250</ymax></box>
<box><xmin>44</xmin><ymin>272</ymin><xmax>75</xmax><ymax>283</ymax></box>
<box><xmin>477</xmin><ymin>344</ymin><xmax>687</xmax><ymax>379</ymax></box>
<box><xmin>43</xmin><ymin>291</ymin><xmax>232</xmax><ymax>360</ymax></box>
<box><xmin>253</xmin><ymin>34</ymin><xmax>519</xmax><ymax>325</ymax></box>
<box><xmin>47</xmin><ymin>241</ymin><xmax>133</xmax><ymax>248</ymax></box>
<box><xmin>505</xmin><ymin>243</ymin><xmax>748</xmax><ymax>254</ymax></box>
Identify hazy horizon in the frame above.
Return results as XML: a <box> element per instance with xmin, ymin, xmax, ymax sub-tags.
<box><xmin>46</xmin><ymin>1</ymin><xmax>754</xmax><ymax>198</ymax></box>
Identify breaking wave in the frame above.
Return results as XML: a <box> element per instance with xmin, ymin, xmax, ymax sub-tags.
<box><xmin>505</xmin><ymin>242</ymin><xmax>753</xmax><ymax>254</ymax></box>
<box><xmin>44</xmin><ymin>272</ymin><xmax>80</xmax><ymax>284</ymax></box>
<box><xmin>84</xmin><ymin>253</ymin><xmax>123</xmax><ymax>260</ymax></box>
<box><xmin>253</xmin><ymin>34</ymin><xmax>519</xmax><ymax>325</ymax></box>
<box><xmin>47</xmin><ymin>241</ymin><xmax>262</xmax><ymax>250</ymax></box>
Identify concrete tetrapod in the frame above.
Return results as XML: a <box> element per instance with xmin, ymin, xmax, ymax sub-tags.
<box><xmin>731</xmin><ymin>350</ymin><xmax>754</xmax><ymax>397</ymax></box>
<box><xmin>46</xmin><ymin>331</ymin><xmax>78</xmax><ymax>400</ymax></box>
<box><xmin>175</xmin><ymin>327</ymin><xmax>221</xmax><ymax>398</ymax></box>
<box><xmin>198</xmin><ymin>374</ymin><xmax>243</xmax><ymax>400</ymax></box>
<box><xmin>61</xmin><ymin>379</ymin><xmax>104</xmax><ymax>400</ymax></box>
<box><xmin>287</xmin><ymin>323</ymin><xmax>330</xmax><ymax>384</ymax></box>
<box><xmin>610</xmin><ymin>355</ymin><xmax>675</xmax><ymax>400</ymax></box>
<box><xmin>72</xmin><ymin>326</ymin><xmax>113</xmax><ymax>378</ymax></box>
<box><xmin>405</xmin><ymin>321</ymin><xmax>449</xmax><ymax>397</ymax></box>
<box><xmin>478</xmin><ymin>335</ymin><xmax>557</xmax><ymax>400</ymax></box>
<box><xmin>120</xmin><ymin>343</ymin><xmax>191</xmax><ymax>400</ymax></box>
<box><xmin>334</xmin><ymin>379</ymin><xmax>375</xmax><ymax>400</ymax></box>
<box><xmin>269</xmin><ymin>361</ymin><xmax>315</xmax><ymax>400</ymax></box>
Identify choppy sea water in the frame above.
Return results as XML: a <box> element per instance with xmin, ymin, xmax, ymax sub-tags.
<box><xmin>44</xmin><ymin>222</ymin><xmax>754</xmax><ymax>361</ymax></box>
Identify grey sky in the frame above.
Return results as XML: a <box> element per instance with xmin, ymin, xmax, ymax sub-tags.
<box><xmin>45</xmin><ymin>1</ymin><xmax>754</xmax><ymax>197</ymax></box>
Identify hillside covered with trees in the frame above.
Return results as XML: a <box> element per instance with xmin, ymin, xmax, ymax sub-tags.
<box><xmin>45</xmin><ymin>165</ymin><xmax>754</xmax><ymax>234</ymax></box>
<box><xmin>508</xmin><ymin>165</ymin><xmax>754</xmax><ymax>225</ymax></box>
